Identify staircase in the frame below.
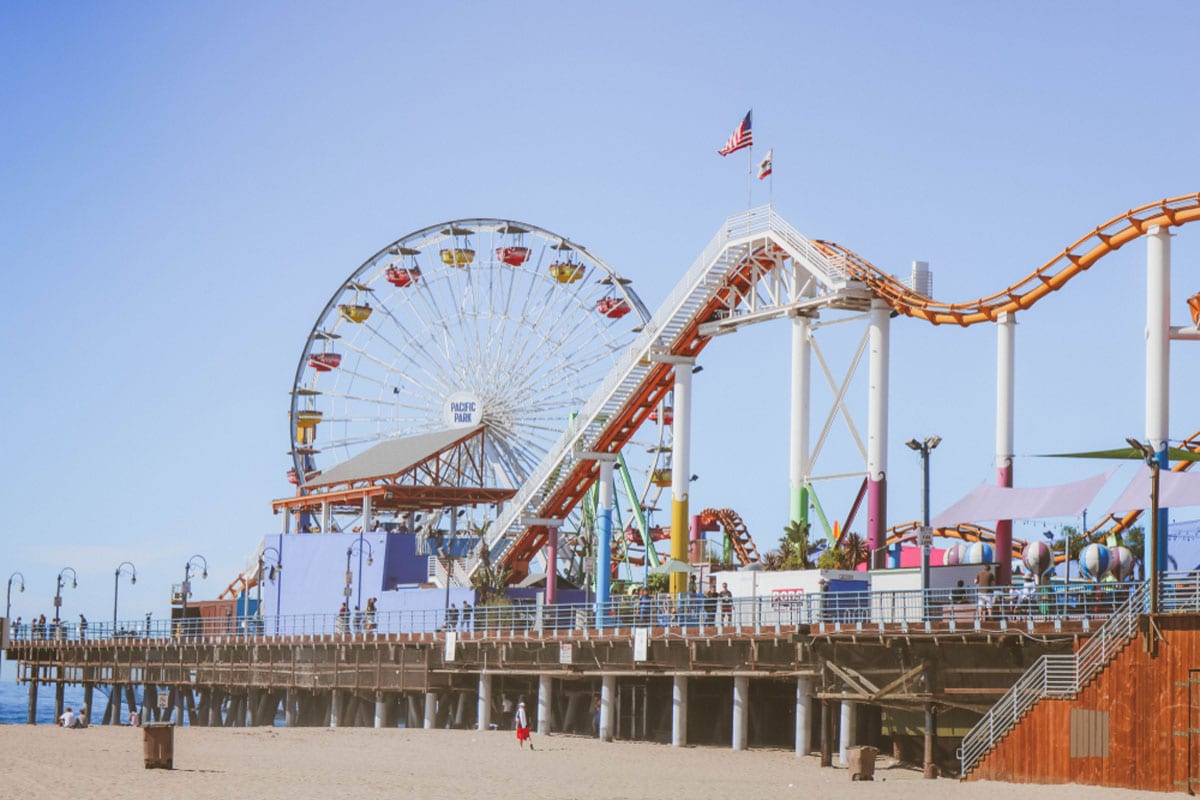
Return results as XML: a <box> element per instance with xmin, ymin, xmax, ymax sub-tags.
<box><xmin>959</xmin><ymin>582</ymin><xmax>1151</xmax><ymax>775</ymax></box>
<box><xmin>463</xmin><ymin>207</ymin><xmax>841</xmax><ymax>582</ymax></box>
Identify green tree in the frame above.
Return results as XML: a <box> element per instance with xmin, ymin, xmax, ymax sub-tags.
<box><xmin>777</xmin><ymin>520</ymin><xmax>825</xmax><ymax>570</ymax></box>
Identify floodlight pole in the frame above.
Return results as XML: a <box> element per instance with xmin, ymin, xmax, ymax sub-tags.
<box><xmin>907</xmin><ymin>436</ymin><xmax>940</xmax><ymax>617</ymax></box>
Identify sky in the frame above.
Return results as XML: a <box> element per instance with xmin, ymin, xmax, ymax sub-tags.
<box><xmin>2</xmin><ymin>0</ymin><xmax>1199</xmax><ymax>623</ymax></box>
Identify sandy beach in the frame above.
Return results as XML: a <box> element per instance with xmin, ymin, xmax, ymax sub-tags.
<box><xmin>0</xmin><ymin>726</ymin><xmax>1166</xmax><ymax>800</ymax></box>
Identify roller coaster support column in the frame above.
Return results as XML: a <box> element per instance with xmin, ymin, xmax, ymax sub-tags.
<box><xmin>580</xmin><ymin>454</ymin><xmax>618</xmax><ymax>622</ymax></box>
<box><xmin>995</xmin><ymin>311</ymin><xmax>1016</xmax><ymax>585</ymax></box>
<box><xmin>1147</xmin><ymin>225</ymin><xmax>1172</xmax><ymax>573</ymax></box>
<box><xmin>654</xmin><ymin>354</ymin><xmax>696</xmax><ymax>594</ymax></box>
<box><xmin>867</xmin><ymin>299</ymin><xmax>890</xmax><ymax>569</ymax></box>
<box><xmin>789</xmin><ymin>314</ymin><xmax>812</xmax><ymax>526</ymax></box>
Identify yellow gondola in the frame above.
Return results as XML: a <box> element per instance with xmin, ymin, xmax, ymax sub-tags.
<box><xmin>295</xmin><ymin>410</ymin><xmax>323</xmax><ymax>428</ymax></box>
<box><xmin>651</xmin><ymin>468</ymin><xmax>672</xmax><ymax>487</ymax></box>
<box><xmin>440</xmin><ymin>248</ymin><xmax>475</xmax><ymax>267</ymax></box>
<box><xmin>338</xmin><ymin>303</ymin><xmax>373</xmax><ymax>323</ymax></box>
<box><xmin>549</xmin><ymin>261</ymin><xmax>585</xmax><ymax>284</ymax></box>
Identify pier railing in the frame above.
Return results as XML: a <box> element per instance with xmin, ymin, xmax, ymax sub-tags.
<box><xmin>958</xmin><ymin>571</ymin><xmax>1200</xmax><ymax>775</ymax></box>
<box><xmin>5</xmin><ymin>580</ymin><xmax>1145</xmax><ymax>645</ymax></box>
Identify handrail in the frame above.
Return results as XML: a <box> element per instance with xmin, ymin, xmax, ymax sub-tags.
<box><xmin>958</xmin><ymin>573</ymin><xmax>1200</xmax><ymax>776</ymax></box>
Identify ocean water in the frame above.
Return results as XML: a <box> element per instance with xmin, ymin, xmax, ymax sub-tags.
<box><xmin>0</xmin><ymin>656</ymin><xmax>89</xmax><ymax>725</ymax></box>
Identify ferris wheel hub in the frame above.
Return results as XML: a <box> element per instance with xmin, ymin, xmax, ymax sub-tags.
<box><xmin>444</xmin><ymin>391</ymin><xmax>484</xmax><ymax>428</ymax></box>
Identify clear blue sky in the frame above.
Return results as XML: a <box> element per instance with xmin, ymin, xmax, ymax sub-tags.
<box><xmin>3</xmin><ymin>1</ymin><xmax>1199</xmax><ymax>621</ymax></box>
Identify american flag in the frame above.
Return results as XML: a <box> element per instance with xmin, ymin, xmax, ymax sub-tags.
<box><xmin>758</xmin><ymin>148</ymin><xmax>773</xmax><ymax>179</ymax></box>
<box><xmin>717</xmin><ymin>110</ymin><xmax>753</xmax><ymax>156</ymax></box>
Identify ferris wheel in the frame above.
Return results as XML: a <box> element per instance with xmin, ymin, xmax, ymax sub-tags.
<box><xmin>288</xmin><ymin>219</ymin><xmax>658</xmax><ymax>528</ymax></box>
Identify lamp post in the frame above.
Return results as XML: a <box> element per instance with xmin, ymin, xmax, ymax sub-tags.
<box><xmin>53</xmin><ymin>567</ymin><xmax>78</xmax><ymax>625</ymax></box>
<box><xmin>113</xmin><ymin>562</ymin><xmax>137</xmax><ymax>633</ymax></box>
<box><xmin>257</xmin><ymin>546</ymin><xmax>282</xmax><ymax>632</ymax></box>
<box><xmin>182</xmin><ymin>555</ymin><xmax>208</xmax><ymax>636</ymax></box>
<box><xmin>6</xmin><ymin>571</ymin><xmax>25</xmax><ymax>624</ymax></box>
<box><xmin>906</xmin><ymin>436</ymin><xmax>941</xmax><ymax>616</ymax></box>
<box><xmin>344</xmin><ymin>539</ymin><xmax>373</xmax><ymax>612</ymax></box>
<box><xmin>1127</xmin><ymin>438</ymin><xmax>1161</xmax><ymax>614</ymax></box>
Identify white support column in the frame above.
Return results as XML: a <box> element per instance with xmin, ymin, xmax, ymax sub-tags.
<box><xmin>1147</xmin><ymin>225</ymin><xmax>1172</xmax><ymax>573</ymax></box>
<box><xmin>670</xmin><ymin>363</ymin><xmax>695</xmax><ymax>595</ymax></box>
<box><xmin>545</xmin><ymin>525</ymin><xmax>559</xmax><ymax>604</ymax></box>
<box><xmin>285</xmin><ymin>689</ymin><xmax>296</xmax><ymax>727</ymax></box>
<box><xmin>995</xmin><ymin>311</ymin><xmax>1016</xmax><ymax>585</ymax></box>
<box><xmin>839</xmin><ymin>700</ymin><xmax>856</xmax><ymax>765</ymax></box>
<box><xmin>732</xmin><ymin>676</ymin><xmax>749</xmax><ymax>751</ymax></box>
<box><xmin>282</xmin><ymin>508</ymin><xmax>291</xmax><ymax>534</ymax></box>
<box><xmin>477</xmin><ymin>673</ymin><xmax>492</xmax><ymax>732</ymax></box>
<box><xmin>374</xmin><ymin>691</ymin><xmax>386</xmax><ymax>729</ymax></box>
<box><xmin>537</xmin><ymin>675</ymin><xmax>552</xmax><ymax>736</ymax></box>
<box><xmin>600</xmin><ymin>675</ymin><xmax>615</xmax><ymax>742</ymax></box>
<box><xmin>867</xmin><ymin>299</ymin><xmax>891</xmax><ymax>569</ymax></box>
<box><xmin>423</xmin><ymin>691</ymin><xmax>437</xmax><ymax>729</ymax></box>
<box><xmin>321</xmin><ymin>502</ymin><xmax>331</xmax><ymax>534</ymax></box>
<box><xmin>362</xmin><ymin>494</ymin><xmax>373</xmax><ymax>533</ymax></box>
<box><xmin>789</xmin><ymin>315</ymin><xmax>812</xmax><ymax>525</ymax></box>
<box><xmin>329</xmin><ymin>690</ymin><xmax>340</xmax><ymax>729</ymax></box>
<box><xmin>795</xmin><ymin>676</ymin><xmax>811</xmax><ymax>757</ymax></box>
<box><xmin>672</xmin><ymin>675</ymin><xmax>688</xmax><ymax>747</ymax></box>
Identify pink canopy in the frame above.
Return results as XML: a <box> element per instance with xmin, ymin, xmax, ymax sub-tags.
<box><xmin>1104</xmin><ymin>466</ymin><xmax>1200</xmax><ymax>515</ymax></box>
<box><xmin>931</xmin><ymin>470</ymin><xmax>1115</xmax><ymax>529</ymax></box>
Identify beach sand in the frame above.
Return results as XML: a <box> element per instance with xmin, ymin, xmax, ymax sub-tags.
<box><xmin>0</xmin><ymin>725</ymin><xmax>1165</xmax><ymax>800</ymax></box>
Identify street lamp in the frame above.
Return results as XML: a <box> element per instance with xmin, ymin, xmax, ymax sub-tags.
<box><xmin>54</xmin><ymin>567</ymin><xmax>78</xmax><ymax>635</ymax></box>
<box><xmin>6</xmin><ymin>571</ymin><xmax>25</xmax><ymax>625</ymax></box>
<box><xmin>907</xmin><ymin>436</ymin><xmax>942</xmax><ymax>616</ymax></box>
<box><xmin>182</xmin><ymin>555</ymin><xmax>208</xmax><ymax>636</ymax></box>
<box><xmin>345</xmin><ymin>539</ymin><xmax>373</xmax><ymax>611</ymax></box>
<box><xmin>257</xmin><ymin>546</ymin><xmax>282</xmax><ymax>632</ymax></box>
<box><xmin>113</xmin><ymin>562</ymin><xmax>137</xmax><ymax>634</ymax></box>
<box><xmin>1126</xmin><ymin>438</ymin><xmax>1160</xmax><ymax>614</ymax></box>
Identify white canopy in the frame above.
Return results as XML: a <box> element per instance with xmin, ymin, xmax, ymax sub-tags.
<box><xmin>1105</xmin><ymin>466</ymin><xmax>1200</xmax><ymax>515</ymax></box>
<box><xmin>930</xmin><ymin>470</ymin><xmax>1115</xmax><ymax>529</ymax></box>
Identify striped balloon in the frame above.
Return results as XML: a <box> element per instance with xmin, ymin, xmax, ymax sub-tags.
<box><xmin>1078</xmin><ymin>543</ymin><xmax>1111</xmax><ymax>581</ymax></box>
<box><xmin>964</xmin><ymin>542</ymin><xmax>995</xmax><ymax>565</ymax></box>
<box><xmin>1107</xmin><ymin>546</ymin><xmax>1136</xmax><ymax>581</ymax></box>
<box><xmin>1022</xmin><ymin>541</ymin><xmax>1053</xmax><ymax>577</ymax></box>
<box><xmin>942</xmin><ymin>543</ymin><xmax>967</xmax><ymax>566</ymax></box>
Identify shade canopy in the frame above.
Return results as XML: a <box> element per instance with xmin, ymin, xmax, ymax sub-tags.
<box><xmin>931</xmin><ymin>470</ymin><xmax>1114</xmax><ymax>529</ymax></box>
<box><xmin>1040</xmin><ymin>446</ymin><xmax>1200</xmax><ymax>462</ymax></box>
<box><xmin>1105</xmin><ymin>466</ymin><xmax>1200</xmax><ymax>515</ymax></box>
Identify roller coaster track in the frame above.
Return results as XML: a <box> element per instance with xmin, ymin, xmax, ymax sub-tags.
<box><xmin>698</xmin><ymin>507</ymin><xmax>761</xmax><ymax>565</ymax></box>
<box><xmin>813</xmin><ymin>193</ymin><xmax>1200</xmax><ymax>326</ymax></box>
<box><xmin>465</xmin><ymin>208</ymin><xmax>844</xmax><ymax>583</ymax></box>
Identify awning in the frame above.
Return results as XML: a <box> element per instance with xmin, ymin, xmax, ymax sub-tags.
<box><xmin>1105</xmin><ymin>466</ymin><xmax>1200</xmax><ymax>515</ymax></box>
<box><xmin>931</xmin><ymin>470</ymin><xmax>1114</xmax><ymax>529</ymax></box>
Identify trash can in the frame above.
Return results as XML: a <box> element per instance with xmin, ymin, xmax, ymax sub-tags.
<box><xmin>846</xmin><ymin>745</ymin><xmax>878</xmax><ymax>781</ymax></box>
<box><xmin>142</xmin><ymin>722</ymin><xmax>175</xmax><ymax>769</ymax></box>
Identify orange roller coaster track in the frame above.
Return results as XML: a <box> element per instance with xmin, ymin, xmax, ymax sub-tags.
<box><xmin>814</xmin><ymin>193</ymin><xmax>1200</xmax><ymax>326</ymax></box>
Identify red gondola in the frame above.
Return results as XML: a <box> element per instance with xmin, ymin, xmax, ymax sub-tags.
<box><xmin>497</xmin><ymin>246</ymin><xmax>530</xmax><ymax>266</ymax></box>
<box><xmin>386</xmin><ymin>266</ymin><xmax>421</xmax><ymax>287</ymax></box>
<box><xmin>596</xmin><ymin>297</ymin><xmax>631</xmax><ymax>319</ymax></box>
<box><xmin>308</xmin><ymin>352</ymin><xmax>342</xmax><ymax>372</ymax></box>
<box><xmin>649</xmin><ymin>407</ymin><xmax>674</xmax><ymax>426</ymax></box>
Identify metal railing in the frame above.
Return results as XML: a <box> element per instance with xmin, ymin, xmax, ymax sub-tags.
<box><xmin>959</xmin><ymin>571</ymin><xmax>1200</xmax><ymax>775</ymax></box>
<box><xmin>5</xmin><ymin>580</ymin><xmax>1155</xmax><ymax>647</ymax></box>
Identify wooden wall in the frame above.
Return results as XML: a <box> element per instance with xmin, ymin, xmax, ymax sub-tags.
<box><xmin>970</xmin><ymin>614</ymin><xmax>1200</xmax><ymax>792</ymax></box>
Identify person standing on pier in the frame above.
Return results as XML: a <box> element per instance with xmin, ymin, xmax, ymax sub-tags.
<box><xmin>514</xmin><ymin>700</ymin><xmax>533</xmax><ymax>750</ymax></box>
<box><xmin>336</xmin><ymin>603</ymin><xmax>349</xmax><ymax>634</ymax></box>
<box><xmin>78</xmin><ymin>614</ymin><xmax>87</xmax><ymax>641</ymax></box>
<box><xmin>460</xmin><ymin>600</ymin><xmax>472</xmax><ymax>632</ymax></box>
<box><xmin>446</xmin><ymin>603</ymin><xmax>458</xmax><ymax>631</ymax></box>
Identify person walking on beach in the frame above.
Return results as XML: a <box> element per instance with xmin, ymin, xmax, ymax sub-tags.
<box><xmin>514</xmin><ymin>700</ymin><xmax>533</xmax><ymax>749</ymax></box>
